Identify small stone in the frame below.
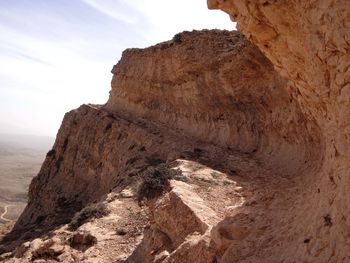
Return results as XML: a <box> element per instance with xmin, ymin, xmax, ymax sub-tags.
<box><xmin>154</xmin><ymin>250</ymin><xmax>170</xmax><ymax>263</ymax></box>
<box><xmin>116</xmin><ymin>228</ymin><xmax>127</xmax><ymax>236</ymax></box>
<box><xmin>14</xmin><ymin>241</ymin><xmax>31</xmax><ymax>258</ymax></box>
<box><xmin>69</xmin><ymin>231</ymin><xmax>97</xmax><ymax>251</ymax></box>
<box><xmin>119</xmin><ymin>188</ymin><xmax>134</xmax><ymax>198</ymax></box>
<box><xmin>32</xmin><ymin>238</ymin><xmax>65</xmax><ymax>260</ymax></box>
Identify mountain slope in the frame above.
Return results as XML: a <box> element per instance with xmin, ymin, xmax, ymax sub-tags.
<box><xmin>0</xmin><ymin>21</ymin><xmax>345</xmax><ymax>262</ymax></box>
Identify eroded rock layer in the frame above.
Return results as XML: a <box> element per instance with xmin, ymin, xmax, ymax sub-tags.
<box><xmin>0</xmin><ymin>22</ymin><xmax>344</xmax><ymax>262</ymax></box>
<box><xmin>14</xmin><ymin>29</ymin><xmax>319</xmax><ymax>233</ymax></box>
<box><xmin>208</xmin><ymin>0</ymin><xmax>350</xmax><ymax>262</ymax></box>
<box><xmin>106</xmin><ymin>30</ymin><xmax>321</xmax><ymax>176</ymax></box>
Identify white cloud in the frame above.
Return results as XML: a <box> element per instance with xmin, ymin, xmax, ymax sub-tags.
<box><xmin>0</xmin><ymin>0</ymin><xmax>236</xmax><ymax>136</ymax></box>
<box><xmin>80</xmin><ymin>0</ymin><xmax>138</xmax><ymax>23</ymax></box>
<box><xmin>122</xmin><ymin>0</ymin><xmax>235</xmax><ymax>43</ymax></box>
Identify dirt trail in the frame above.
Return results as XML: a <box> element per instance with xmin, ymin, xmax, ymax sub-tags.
<box><xmin>0</xmin><ymin>205</ymin><xmax>13</xmax><ymax>223</ymax></box>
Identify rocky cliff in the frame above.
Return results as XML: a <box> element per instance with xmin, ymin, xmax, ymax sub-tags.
<box><xmin>208</xmin><ymin>0</ymin><xmax>350</xmax><ymax>262</ymax></box>
<box><xmin>0</xmin><ymin>1</ymin><xmax>348</xmax><ymax>261</ymax></box>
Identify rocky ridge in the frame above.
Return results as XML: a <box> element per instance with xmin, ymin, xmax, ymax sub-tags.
<box><xmin>208</xmin><ymin>0</ymin><xmax>350</xmax><ymax>261</ymax></box>
<box><xmin>0</xmin><ymin>2</ymin><xmax>348</xmax><ymax>261</ymax></box>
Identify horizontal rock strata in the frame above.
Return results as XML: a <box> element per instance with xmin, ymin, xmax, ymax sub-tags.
<box><xmin>209</xmin><ymin>0</ymin><xmax>350</xmax><ymax>261</ymax></box>
<box><xmin>1</xmin><ymin>17</ymin><xmax>346</xmax><ymax>261</ymax></box>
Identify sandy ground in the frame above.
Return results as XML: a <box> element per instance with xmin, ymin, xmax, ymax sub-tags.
<box><xmin>0</xmin><ymin>144</ymin><xmax>47</xmax><ymax>225</ymax></box>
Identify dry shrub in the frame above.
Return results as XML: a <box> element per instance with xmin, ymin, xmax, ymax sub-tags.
<box><xmin>68</xmin><ymin>202</ymin><xmax>109</xmax><ymax>230</ymax></box>
<box><xmin>137</xmin><ymin>164</ymin><xmax>181</xmax><ymax>201</ymax></box>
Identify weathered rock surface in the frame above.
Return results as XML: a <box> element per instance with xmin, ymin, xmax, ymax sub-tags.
<box><xmin>69</xmin><ymin>231</ymin><xmax>97</xmax><ymax>251</ymax></box>
<box><xmin>1</xmin><ymin>4</ymin><xmax>348</xmax><ymax>260</ymax></box>
<box><xmin>6</xmin><ymin>29</ymin><xmax>315</xmax><ymax>236</ymax></box>
<box><xmin>208</xmin><ymin>0</ymin><xmax>350</xmax><ymax>262</ymax></box>
<box><xmin>106</xmin><ymin>30</ymin><xmax>321</xmax><ymax>176</ymax></box>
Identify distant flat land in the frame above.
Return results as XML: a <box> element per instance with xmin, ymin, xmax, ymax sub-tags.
<box><xmin>0</xmin><ymin>133</ymin><xmax>54</xmax><ymax>224</ymax></box>
<box><xmin>0</xmin><ymin>206</ymin><xmax>5</xmax><ymax>224</ymax></box>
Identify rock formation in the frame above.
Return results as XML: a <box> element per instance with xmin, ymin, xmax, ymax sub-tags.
<box><xmin>207</xmin><ymin>0</ymin><xmax>350</xmax><ymax>261</ymax></box>
<box><xmin>0</xmin><ymin>0</ymin><xmax>349</xmax><ymax>261</ymax></box>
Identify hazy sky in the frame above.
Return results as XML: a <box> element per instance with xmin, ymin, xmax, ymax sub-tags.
<box><xmin>0</xmin><ymin>0</ymin><xmax>235</xmax><ymax>137</ymax></box>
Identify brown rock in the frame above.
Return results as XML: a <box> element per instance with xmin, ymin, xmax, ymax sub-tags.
<box><xmin>210</xmin><ymin>212</ymin><xmax>252</xmax><ymax>252</ymax></box>
<box><xmin>106</xmin><ymin>30</ymin><xmax>321</xmax><ymax>177</ymax></box>
<box><xmin>31</xmin><ymin>238</ymin><xmax>65</xmax><ymax>261</ymax></box>
<box><xmin>11</xmin><ymin>29</ymin><xmax>312</xmax><ymax>236</ymax></box>
<box><xmin>153</xmin><ymin>250</ymin><xmax>170</xmax><ymax>263</ymax></box>
<box><xmin>152</xmin><ymin>180</ymin><xmax>218</xmax><ymax>248</ymax></box>
<box><xmin>125</xmin><ymin>227</ymin><xmax>172</xmax><ymax>263</ymax></box>
<box><xmin>163</xmin><ymin>233</ymin><xmax>216</xmax><ymax>263</ymax></box>
<box><xmin>4</xmin><ymin>13</ymin><xmax>346</xmax><ymax>261</ymax></box>
<box><xmin>69</xmin><ymin>231</ymin><xmax>97</xmax><ymax>251</ymax></box>
<box><xmin>208</xmin><ymin>0</ymin><xmax>350</xmax><ymax>262</ymax></box>
<box><xmin>14</xmin><ymin>241</ymin><xmax>30</xmax><ymax>258</ymax></box>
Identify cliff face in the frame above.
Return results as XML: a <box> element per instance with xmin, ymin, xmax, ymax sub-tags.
<box><xmin>106</xmin><ymin>30</ymin><xmax>321</xmax><ymax>176</ymax></box>
<box><xmin>208</xmin><ymin>0</ymin><xmax>350</xmax><ymax>261</ymax></box>
<box><xmin>13</xmin><ymin>29</ymin><xmax>320</xmax><ymax>234</ymax></box>
<box><xmin>0</xmin><ymin>3</ymin><xmax>348</xmax><ymax>261</ymax></box>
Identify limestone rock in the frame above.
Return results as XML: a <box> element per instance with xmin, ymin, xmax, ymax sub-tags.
<box><xmin>151</xmin><ymin>180</ymin><xmax>219</xmax><ymax>248</ymax></box>
<box><xmin>8</xmin><ymin>29</ymin><xmax>314</xmax><ymax>239</ymax></box>
<box><xmin>1</xmin><ymin>9</ymin><xmax>346</xmax><ymax>261</ymax></box>
<box><xmin>162</xmin><ymin>233</ymin><xmax>215</xmax><ymax>263</ymax></box>
<box><xmin>153</xmin><ymin>250</ymin><xmax>170</xmax><ymax>263</ymax></box>
<box><xmin>14</xmin><ymin>241</ymin><xmax>30</xmax><ymax>258</ymax></box>
<box><xmin>210</xmin><ymin>212</ymin><xmax>252</xmax><ymax>252</ymax></box>
<box><xmin>69</xmin><ymin>231</ymin><xmax>97</xmax><ymax>251</ymax></box>
<box><xmin>208</xmin><ymin>0</ymin><xmax>350</xmax><ymax>261</ymax></box>
<box><xmin>31</xmin><ymin>238</ymin><xmax>65</xmax><ymax>261</ymax></box>
<box><xmin>106</xmin><ymin>30</ymin><xmax>321</xmax><ymax>177</ymax></box>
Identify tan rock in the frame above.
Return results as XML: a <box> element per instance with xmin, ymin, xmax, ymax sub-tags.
<box><xmin>69</xmin><ymin>231</ymin><xmax>97</xmax><ymax>251</ymax></box>
<box><xmin>31</xmin><ymin>238</ymin><xmax>65</xmax><ymax>261</ymax></box>
<box><xmin>152</xmin><ymin>180</ymin><xmax>218</xmax><ymax>248</ymax></box>
<box><xmin>3</xmin><ymin>10</ymin><xmax>347</xmax><ymax>261</ymax></box>
<box><xmin>119</xmin><ymin>188</ymin><xmax>134</xmax><ymax>199</ymax></box>
<box><xmin>153</xmin><ymin>250</ymin><xmax>170</xmax><ymax>263</ymax></box>
<box><xmin>163</xmin><ymin>233</ymin><xmax>216</xmax><ymax>263</ymax></box>
<box><xmin>208</xmin><ymin>0</ymin><xmax>350</xmax><ymax>262</ymax></box>
<box><xmin>210</xmin><ymin>212</ymin><xmax>252</xmax><ymax>251</ymax></box>
<box><xmin>9</xmin><ymin>30</ymin><xmax>318</xmax><ymax>240</ymax></box>
<box><xmin>106</xmin><ymin>30</ymin><xmax>320</xmax><ymax>177</ymax></box>
<box><xmin>14</xmin><ymin>241</ymin><xmax>30</xmax><ymax>258</ymax></box>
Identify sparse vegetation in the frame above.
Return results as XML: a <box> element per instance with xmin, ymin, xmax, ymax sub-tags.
<box><xmin>126</xmin><ymin>156</ymin><xmax>141</xmax><ymax>166</ymax></box>
<box><xmin>223</xmin><ymin>179</ymin><xmax>234</xmax><ymax>185</ymax></box>
<box><xmin>68</xmin><ymin>202</ymin><xmax>109</xmax><ymax>230</ymax></box>
<box><xmin>172</xmin><ymin>33</ymin><xmax>182</xmax><ymax>43</ymax></box>
<box><xmin>187</xmin><ymin>161</ymin><xmax>205</xmax><ymax>172</ymax></box>
<box><xmin>46</xmin><ymin>149</ymin><xmax>56</xmax><ymax>157</ymax></box>
<box><xmin>210</xmin><ymin>171</ymin><xmax>221</xmax><ymax>179</ymax></box>
<box><xmin>193</xmin><ymin>148</ymin><xmax>204</xmax><ymax>157</ymax></box>
<box><xmin>137</xmin><ymin>164</ymin><xmax>182</xmax><ymax>201</ymax></box>
<box><xmin>139</xmin><ymin>146</ymin><xmax>146</xmax><ymax>152</ymax></box>
<box><xmin>145</xmin><ymin>156</ymin><xmax>165</xmax><ymax>166</ymax></box>
<box><xmin>172</xmin><ymin>172</ymin><xmax>189</xmax><ymax>183</ymax></box>
<box><xmin>181</xmin><ymin>148</ymin><xmax>204</xmax><ymax>160</ymax></box>
<box><xmin>104</xmin><ymin>123</ymin><xmax>112</xmax><ymax>132</ymax></box>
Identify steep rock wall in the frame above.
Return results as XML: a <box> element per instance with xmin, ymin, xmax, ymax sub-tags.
<box><xmin>209</xmin><ymin>0</ymin><xmax>350</xmax><ymax>261</ymax></box>
<box><xmin>106</xmin><ymin>30</ymin><xmax>321</xmax><ymax>176</ymax></box>
<box><xmin>1</xmin><ymin>24</ymin><xmax>340</xmax><ymax>262</ymax></box>
<box><xmin>12</xmin><ymin>104</ymin><xmax>207</xmax><ymax>235</ymax></box>
<box><xmin>7</xmin><ymin>30</ymin><xmax>321</xmax><ymax>245</ymax></box>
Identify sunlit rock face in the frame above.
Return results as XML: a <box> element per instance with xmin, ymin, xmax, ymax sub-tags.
<box><xmin>106</xmin><ymin>30</ymin><xmax>321</xmax><ymax>176</ymax></box>
<box><xmin>10</xmin><ymin>30</ymin><xmax>321</xmax><ymax>249</ymax></box>
<box><xmin>209</xmin><ymin>0</ymin><xmax>350</xmax><ymax>261</ymax></box>
<box><xmin>5</xmin><ymin>12</ymin><xmax>347</xmax><ymax>259</ymax></box>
